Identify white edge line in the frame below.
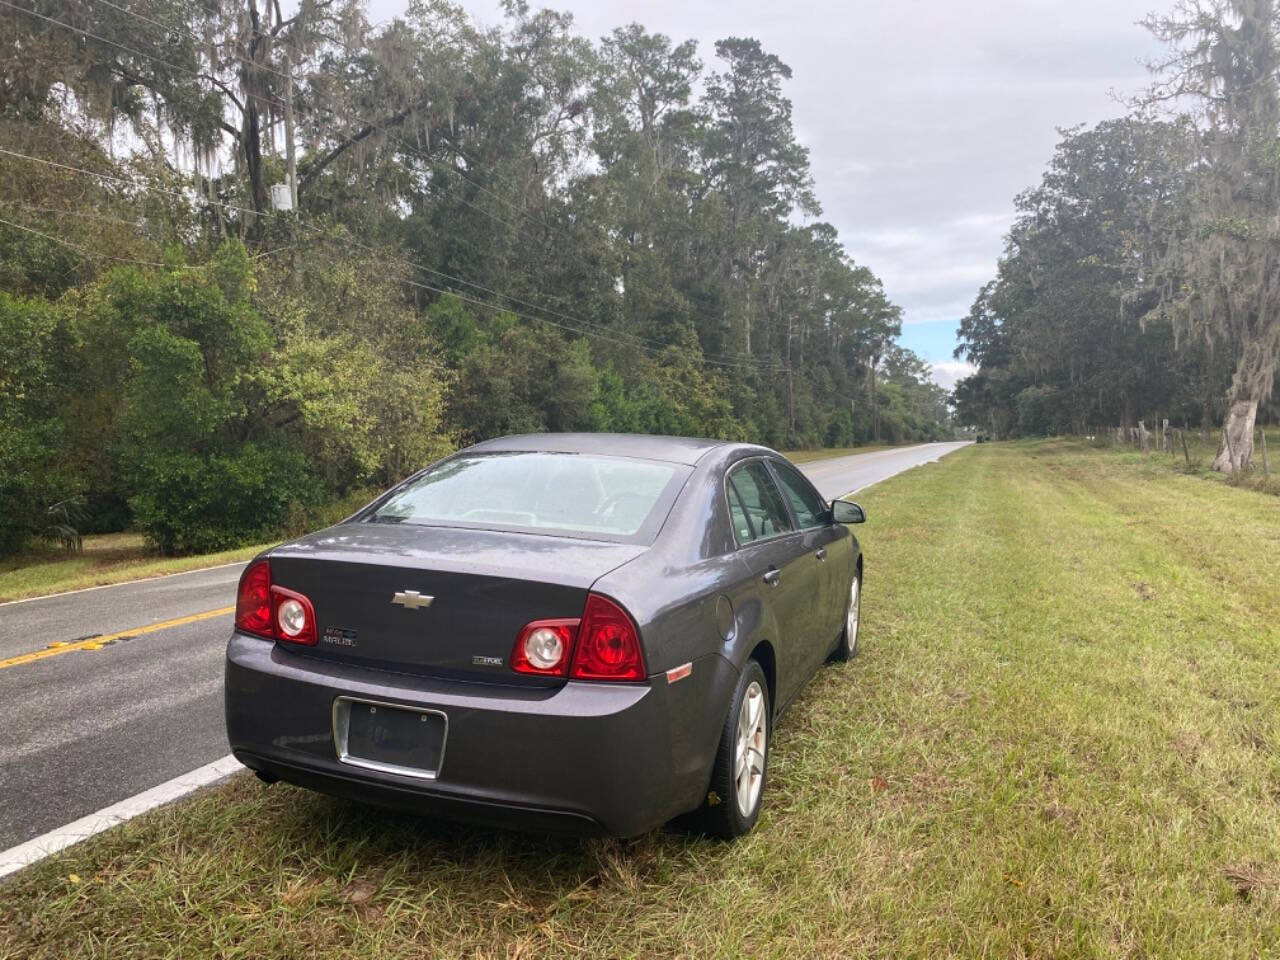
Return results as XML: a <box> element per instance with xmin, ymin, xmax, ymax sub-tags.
<box><xmin>838</xmin><ymin>441</ymin><xmax>972</xmax><ymax>497</ymax></box>
<box><xmin>0</xmin><ymin>754</ymin><xmax>244</xmax><ymax>880</ymax></box>
<box><xmin>0</xmin><ymin>559</ymin><xmax>252</xmax><ymax>608</ymax></box>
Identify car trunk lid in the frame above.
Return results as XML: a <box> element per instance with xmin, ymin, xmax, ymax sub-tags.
<box><xmin>266</xmin><ymin>523</ymin><xmax>644</xmax><ymax>684</ymax></box>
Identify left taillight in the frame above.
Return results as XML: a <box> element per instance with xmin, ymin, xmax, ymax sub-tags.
<box><xmin>234</xmin><ymin>559</ymin><xmax>272</xmax><ymax>638</ymax></box>
<box><xmin>234</xmin><ymin>559</ymin><xmax>317</xmax><ymax>646</ymax></box>
<box><xmin>570</xmin><ymin>593</ymin><xmax>646</xmax><ymax>682</ymax></box>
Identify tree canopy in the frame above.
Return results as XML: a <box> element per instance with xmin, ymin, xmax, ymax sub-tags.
<box><xmin>0</xmin><ymin>0</ymin><xmax>947</xmax><ymax>555</ymax></box>
<box><xmin>953</xmin><ymin>0</ymin><xmax>1280</xmax><ymax>473</ymax></box>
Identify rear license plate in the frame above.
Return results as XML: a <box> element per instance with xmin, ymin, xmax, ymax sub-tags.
<box><xmin>333</xmin><ymin>697</ymin><xmax>447</xmax><ymax>780</ymax></box>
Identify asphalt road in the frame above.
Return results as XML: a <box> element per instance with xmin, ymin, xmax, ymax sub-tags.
<box><xmin>799</xmin><ymin>441</ymin><xmax>971</xmax><ymax>499</ymax></box>
<box><xmin>0</xmin><ymin>440</ymin><xmax>969</xmax><ymax>851</ymax></box>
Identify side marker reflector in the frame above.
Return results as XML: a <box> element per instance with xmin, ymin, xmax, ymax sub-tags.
<box><xmin>666</xmin><ymin>662</ymin><xmax>693</xmax><ymax>684</ymax></box>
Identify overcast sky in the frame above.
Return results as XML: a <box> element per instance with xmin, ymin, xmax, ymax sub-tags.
<box><xmin>373</xmin><ymin>0</ymin><xmax>1165</xmax><ymax>388</ymax></box>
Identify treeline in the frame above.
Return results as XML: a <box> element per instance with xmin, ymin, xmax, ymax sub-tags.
<box><xmin>0</xmin><ymin>0</ymin><xmax>949</xmax><ymax>556</ymax></box>
<box><xmin>953</xmin><ymin>0</ymin><xmax>1280</xmax><ymax>476</ymax></box>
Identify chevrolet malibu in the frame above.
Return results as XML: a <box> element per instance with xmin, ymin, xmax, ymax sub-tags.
<box><xmin>225</xmin><ymin>433</ymin><xmax>866</xmax><ymax>839</ymax></box>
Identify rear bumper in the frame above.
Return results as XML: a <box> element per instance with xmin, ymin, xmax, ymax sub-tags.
<box><xmin>224</xmin><ymin>633</ymin><xmax>728</xmax><ymax>837</ymax></box>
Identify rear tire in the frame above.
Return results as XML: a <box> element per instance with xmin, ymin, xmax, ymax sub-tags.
<box><xmin>698</xmin><ymin>659</ymin><xmax>770</xmax><ymax>840</ymax></box>
<box><xmin>829</xmin><ymin>573</ymin><xmax>861</xmax><ymax>662</ymax></box>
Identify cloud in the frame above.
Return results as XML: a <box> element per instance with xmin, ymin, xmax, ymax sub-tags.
<box><xmin>928</xmin><ymin>361</ymin><xmax>977</xmax><ymax>391</ymax></box>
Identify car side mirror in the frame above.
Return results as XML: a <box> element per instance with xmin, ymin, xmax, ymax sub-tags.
<box><xmin>830</xmin><ymin>499</ymin><xmax>866</xmax><ymax>524</ymax></box>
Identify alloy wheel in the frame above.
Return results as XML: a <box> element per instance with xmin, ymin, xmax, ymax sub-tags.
<box><xmin>733</xmin><ymin>680</ymin><xmax>767</xmax><ymax>817</ymax></box>
<box><xmin>846</xmin><ymin>577</ymin><xmax>861</xmax><ymax>654</ymax></box>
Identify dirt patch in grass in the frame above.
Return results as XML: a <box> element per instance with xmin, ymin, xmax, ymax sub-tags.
<box><xmin>3</xmin><ymin>440</ymin><xmax>1280</xmax><ymax>958</ymax></box>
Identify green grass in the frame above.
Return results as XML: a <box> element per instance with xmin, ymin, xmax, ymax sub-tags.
<box><xmin>784</xmin><ymin>443</ymin><xmax>899</xmax><ymax>463</ymax></box>
<box><xmin>0</xmin><ymin>533</ymin><xmax>272</xmax><ymax>603</ymax></box>
<box><xmin>4</xmin><ymin>439</ymin><xmax>1280</xmax><ymax>958</ymax></box>
<box><xmin>1098</xmin><ymin>425</ymin><xmax>1280</xmax><ymax>497</ymax></box>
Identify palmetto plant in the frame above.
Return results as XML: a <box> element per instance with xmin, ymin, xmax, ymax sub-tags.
<box><xmin>42</xmin><ymin>497</ymin><xmax>85</xmax><ymax>553</ymax></box>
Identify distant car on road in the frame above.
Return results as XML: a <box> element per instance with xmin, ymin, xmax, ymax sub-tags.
<box><xmin>225</xmin><ymin>433</ymin><xmax>866</xmax><ymax>839</ymax></box>
<box><xmin>976</xmin><ymin>434</ymin><xmax>989</xmax><ymax>443</ymax></box>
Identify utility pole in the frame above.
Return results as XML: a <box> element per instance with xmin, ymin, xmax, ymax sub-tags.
<box><xmin>785</xmin><ymin>314</ymin><xmax>795</xmax><ymax>440</ymax></box>
<box><xmin>284</xmin><ymin>51</ymin><xmax>298</xmax><ymax>211</ymax></box>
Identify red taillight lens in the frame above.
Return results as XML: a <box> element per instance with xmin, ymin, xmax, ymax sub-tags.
<box><xmin>234</xmin><ymin>559</ymin><xmax>272</xmax><ymax>638</ymax></box>
<box><xmin>570</xmin><ymin>593</ymin><xmax>646</xmax><ymax>682</ymax></box>
<box><xmin>234</xmin><ymin>559</ymin><xmax>317</xmax><ymax>646</ymax></box>
<box><xmin>511</xmin><ymin>619</ymin><xmax>579</xmax><ymax>676</ymax></box>
<box><xmin>270</xmin><ymin>584</ymin><xmax>317</xmax><ymax>646</ymax></box>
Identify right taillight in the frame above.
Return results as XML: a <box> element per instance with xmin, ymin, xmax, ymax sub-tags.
<box><xmin>570</xmin><ymin>593</ymin><xmax>646</xmax><ymax>682</ymax></box>
<box><xmin>234</xmin><ymin>559</ymin><xmax>272</xmax><ymax>638</ymax></box>
<box><xmin>511</xmin><ymin>594</ymin><xmax>646</xmax><ymax>682</ymax></box>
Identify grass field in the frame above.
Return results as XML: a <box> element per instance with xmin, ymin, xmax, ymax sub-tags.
<box><xmin>3</xmin><ymin>440</ymin><xmax>1280</xmax><ymax>958</ymax></box>
<box><xmin>0</xmin><ymin>533</ymin><xmax>271</xmax><ymax>604</ymax></box>
<box><xmin>1104</xmin><ymin>426</ymin><xmax>1280</xmax><ymax>498</ymax></box>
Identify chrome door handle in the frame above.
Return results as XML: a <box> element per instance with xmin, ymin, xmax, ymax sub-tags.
<box><xmin>815</xmin><ymin>548</ymin><xmax>827</xmax><ymax>561</ymax></box>
<box><xmin>762</xmin><ymin>567</ymin><xmax>781</xmax><ymax>587</ymax></box>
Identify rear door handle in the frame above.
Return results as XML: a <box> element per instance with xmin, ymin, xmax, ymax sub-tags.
<box><xmin>815</xmin><ymin>548</ymin><xmax>827</xmax><ymax>562</ymax></box>
<box><xmin>762</xmin><ymin>567</ymin><xmax>781</xmax><ymax>587</ymax></box>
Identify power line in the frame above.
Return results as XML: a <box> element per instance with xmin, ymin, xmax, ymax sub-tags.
<box><xmin>81</xmin><ymin>0</ymin><xmax>625</xmax><ymax>263</ymax></box>
<box><xmin>0</xmin><ymin>200</ymin><xmax>146</xmax><ymax>229</ymax></box>
<box><xmin>4</xmin><ymin>0</ymin><xmax>545</xmax><ymax>248</ymax></box>
<box><xmin>0</xmin><ymin>147</ymin><xmax>785</xmax><ymax>371</ymax></box>
<box><xmin>267</xmin><ymin>242</ymin><xmax>690</xmax><ymax>358</ymax></box>
<box><xmin>0</xmin><ymin>213</ymin><xmax>165</xmax><ymax>267</ymax></box>
<box><xmin>0</xmin><ymin>0</ymin><xmax>280</xmax><ymax>115</ymax></box>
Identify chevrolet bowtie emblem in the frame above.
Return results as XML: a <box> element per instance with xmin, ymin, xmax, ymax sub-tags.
<box><xmin>392</xmin><ymin>590</ymin><xmax>434</xmax><ymax>610</ymax></box>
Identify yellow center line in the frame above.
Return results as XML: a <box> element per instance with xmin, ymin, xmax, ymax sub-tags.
<box><xmin>0</xmin><ymin>606</ymin><xmax>235</xmax><ymax>671</ymax></box>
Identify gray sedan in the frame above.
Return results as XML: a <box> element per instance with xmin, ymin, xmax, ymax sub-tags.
<box><xmin>224</xmin><ymin>433</ymin><xmax>865</xmax><ymax>839</ymax></box>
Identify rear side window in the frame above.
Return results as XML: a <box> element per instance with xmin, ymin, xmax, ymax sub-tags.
<box><xmin>770</xmin><ymin>460</ymin><xmax>829</xmax><ymax>529</ymax></box>
<box><xmin>727</xmin><ymin>482</ymin><xmax>754</xmax><ymax>543</ymax></box>
<box><xmin>727</xmin><ymin>461</ymin><xmax>793</xmax><ymax>545</ymax></box>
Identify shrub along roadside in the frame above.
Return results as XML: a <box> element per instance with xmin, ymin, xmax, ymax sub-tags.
<box><xmin>0</xmin><ymin>239</ymin><xmax>454</xmax><ymax>558</ymax></box>
<box><xmin>1</xmin><ymin>220</ymin><xmax>951</xmax><ymax>562</ymax></box>
<box><xmin>3</xmin><ymin>440</ymin><xmax>1278</xmax><ymax>958</ymax></box>
<box><xmin>126</xmin><ymin>445</ymin><xmax>319</xmax><ymax>555</ymax></box>
<box><xmin>0</xmin><ymin>487</ymin><xmax>379</xmax><ymax>603</ymax></box>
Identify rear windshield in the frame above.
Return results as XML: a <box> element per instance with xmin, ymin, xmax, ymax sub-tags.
<box><xmin>366</xmin><ymin>452</ymin><xmax>688</xmax><ymax>543</ymax></box>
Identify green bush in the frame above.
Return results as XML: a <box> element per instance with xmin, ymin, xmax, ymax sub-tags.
<box><xmin>0</xmin><ymin>293</ymin><xmax>79</xmax><ymax>553</ymax></box>
<box><xmin>128</xmin><ymin>444</ymin><xmax>320</xmax><ymax>554</ymax></box>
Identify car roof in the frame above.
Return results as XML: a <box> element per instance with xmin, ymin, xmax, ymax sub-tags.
<box><xmin>463</xmin><ymin>432</ymin><xmax>752</xmax><ymax>466</ymax></box>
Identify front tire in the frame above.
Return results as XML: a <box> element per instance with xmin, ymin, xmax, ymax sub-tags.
<box><xmin>700</xmin><ymin>659</ymin><xmax>770</xmax><ymax>840</ymax></box>
<box><xmin>829</xmin><ymin>573</ymin><xmax>861</xmax><ymax>662</ymax></box>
